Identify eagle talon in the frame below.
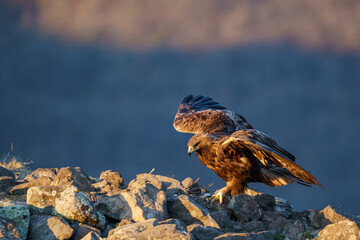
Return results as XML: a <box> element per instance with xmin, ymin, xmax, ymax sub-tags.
<box><xmin>210</xmin><ymin>192</ymin><xmax>224</xmax><ymax>204</ymax></box>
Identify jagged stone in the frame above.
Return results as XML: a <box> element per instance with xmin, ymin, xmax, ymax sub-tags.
<box><xmin>54</xmin><ymin>186</ymin><xmax>104</xmax><ymax>228</ymax></box>
<box><xmin>252</xmin><ymin>194</ymin><xmax>275</xmax><ymax>211</ymax></box>
<box><xmin>0</xmin><ymin>176</ymin><xmax>16</xmax><ymax>192</ymax></box>
<box><xmin>228</xmin><ymin>195</ymin><xmax>263</xmax><ymax>222</ymax></box>
<box><xmin>100</xmin><ymin>170</ymin><xmax>123</xmax><ymax>182</ymax></box>
<box><xmin>132</xmin><ymin>173</ymin><xmax>187</xmax><ymax>197</ymax></box>
<box><xmin>28</xmin><ymin>215</ymin><xmax>73</xmax><ymax>240</ymax></box>
<box><xmin>210</xmin><ymin>210</ymin><xmax>233</xmax><ymax>229</ymax></box>
<box><xmin>215</xmin><ymin>231</ymin><xmax>274</xmax><ymax>240</ymax></box>
<box><xmin>27</xmin><ymin>186</ymin><xmax>67</xmax><ymax>215</ymax></box>
<box><xmin>25</xmin><ymin>168</ymin><xmax>58</xmax><ymax>182</ymax></box>
<box><xmin>108</xmin><ymin>218</ymin><xmax>192</xmax><ymax>240</ymax></box>
<box><xmin>81</xmin><ymin>231</ymin><xmax>102</xmax><ymax>240</ymax></box>
<box><xmin>321</xmin><ymin>205</ymin><xmax>359</xmax><ymax>226</ymax></box>
<box><xmin>10</xmin><ymin>176</ymin><xmax>53</xmax><ymax>195</ymax></box>
<box><xmin>0</xmin><ymin>201</ymin><xmax>30</xmax><ymax>239</ymax></box>
<box><xmin>274</xmin><ymin>197</ymin><xmax>293</xmax><ymax>218</ymax></box>
<box><xmin>52</xmin><ymin>167</ymin><xmax>93</xmax><ymax>193</ymax></box>
<box><xmin>262</xmin><ymin>211</ymin><xmax>303</xmax><ymax>239</ymax></box>
<box><xmin>234</xmin><ymin>221</ymin><xmax>267</xmax><ymax>233</ymax></box>
<box><xmin>92</xmin><ymin>179</ymin><xmax>124</xmax><ymax>194</ymax></box>
<box><xmin>0</xmin><ymin>216</ymin><xmax>22</xmax><ymax>239</ymax></box>
<box><xmin>167</xmin><ymin>194</ymin><xmax>220</xmax><ymax>228</ymax></box>
<box><xmin>317</xmin><ymin>220</ymin><xmax>360</xmax><ymax>240</ymax></box>
<box><xmin>0</xmin><ymin>166</ymin><xmax>15</xmax><ymax>178</ymax></box>
<box><xmin>95</xmin><ymin>175</ymin><xmax>168</xmax><ymax>222</ymax></box>
<box><xmin>187</xmin><ymin>224</ymin><xmax>223</xmax><ymax>240</ymax></box>
<box><xmin>72</xmin><ymin>223</ymin><xmax>101</xmax><ymax>240</ymax></box>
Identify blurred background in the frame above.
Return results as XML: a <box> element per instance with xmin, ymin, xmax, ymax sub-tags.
<box><xmin>1</xmin><ymin>0</ymin><xmax>359</xmax><ymax>214</ymax></box>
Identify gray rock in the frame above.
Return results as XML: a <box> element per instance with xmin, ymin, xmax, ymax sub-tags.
<box><xmin>92</xmin><ymin>179</ymin><xmax>124</xmax><ymax>194</ymax></box>
<box><xmin>317</xmin><ymin>220</ymin><xmax>360</xmax><ymax>240</ymax></box>
<box><xmin>27</xmin><ymin>186</ymin><xmax>67</xmax><ymax>215</ymax></box>
<box><xmin>28</xmin><ymin>215</ymin><xmax>73</xmax><ymax>240</ymax></box>
<box><xmin>81</xmin><ymin>231</ymin><xmax>102</xmax><ymax>240</ymax></box>
<box><xmin>167</xmin><ymin>194</ymin><xmax>220</xmax><ymax>228</ymax></box>
<box><xmin>215</xmin><ymin>231</ymin><xmax>274</xmax><ymax>240</ymax></box>
<box><xmin>210</xmin><ymin>210</ymin><xmax>233</xmax><ymax>229</ymax></box>
<box><xmin>95</xmin><ymin>175</ymin><xmax>168</xmax><ymax>222</ymax></box>
<box><xmin>52</xmin><ymin>167</ymin><xmax>93</xmax><ymax>193</ymax></box>
<box><xmin>235</xmin><ymin>221</ymin><xmax>267</xmax><ymax>233</ymax></box>
<box><xmin>25</xmin><ymin>168</ymin><xmax>58</xmax><ymax>182</ymax></box>
<box><xmin>0</xmin><ymin>166</ymin><xmax>15</xmax><ymax>178</ymax></box>
<box><xmin>72</xmin><ymin>223</ymin><xmax>101</xmax><ymax>240</ymax></box>
<box><xmin>228</xmin><ymin>195</ymin><xmax>263</xmax><ymax>222</ymax></box>
<box><xmin>252</xmin><ymin>194</ymin><xmax>275</xmax><ymax>211</ymax></box>
<box><xmin>0</xmin><ymin>216</ymin><xmax>22</xmax><ymax>239</ymax></box>
<box><xmin>0</xmin><ymin>201</ymin><xmax>30</xmax><ymax>239</ymax></box>
<box><xmin>108</xmin><ymin>219</ymin><xmax>158</xmax><ymax>239</ymax></box>
<box><xmin>132</xmin><ymin>173</ymin><xmax>187</xmax><ymax>197</ymax></box>
<box><xmin>187</xmin><ymin>224</ymin><xmax>223</xmax><ymax>240</ymax></box>
<box><xmin>27</xmin><ymin>185</ymin><xmax>104</xmax><ymax>228</ymax></box>
<box><xmin>262</xmin><ymin>211</ymin><xmax>303</xmax><ymax>239</ymax></box>
<box><xmin>0</xmin><ymin>176</ymin><xmax>16</xmax><ymax>192</ymax></box>
<box><xmin>54</xmin><ymin>186</ymin><xmax>104</xmax><ymax>228</ymax></box>
<box><xmin>100</xmin><ymin>170</ymin><xmax>123</xmax><ymax>182</ymax></box>
<box><xmin>108</xmin><ymin>218</ymin><xmax>192</xmax><ymax>240</ymax></box>
<box><xmin>274</xmin><ymin>197</ymin><xmax>293</xmax><ymax>218</ymax></box>
<box><xmin>10</xmin><ymin>176</ymin><xmax>53</xmax><ymax>195</ymax></box>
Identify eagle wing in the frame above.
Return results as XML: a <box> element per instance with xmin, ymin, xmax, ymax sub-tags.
<box><xmin>173</xmin><ymin>94</ymin><xmax>252</xmax><ymax>135</ymax></box>
<box><xmin>222</xmin><ymin>129</ymin><xmax>321</xmax><ymax>187</ymax></box>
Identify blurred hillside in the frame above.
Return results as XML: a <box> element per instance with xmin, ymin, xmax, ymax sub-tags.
<box><xmin>1</xmin><ymin>0</ymin><xmax>360</xmax><ymax>215</ymax></box>
<box><xmin>10</xmin><ymin>0</ymin><xmax>360</xmax><ymax>51</ymax></box>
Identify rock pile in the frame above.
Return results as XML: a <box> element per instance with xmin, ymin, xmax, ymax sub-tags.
<box><xmin>0</xmin><ymin>164</ymin><xmax>359</xmax><ymax>240</ymax></box>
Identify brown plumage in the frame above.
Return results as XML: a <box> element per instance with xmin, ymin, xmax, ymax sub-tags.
<box><xmin>174</xmin><ymin>94</ymin><xmax>321</xmax><ymax>200</ymax></box>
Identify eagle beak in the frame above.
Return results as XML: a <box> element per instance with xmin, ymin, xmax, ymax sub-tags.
<box><xmin>188</xmin><ymin>146</ymin><xmax>194</xmax><ymax>157</ymax></box>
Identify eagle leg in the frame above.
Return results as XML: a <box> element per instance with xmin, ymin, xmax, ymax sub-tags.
<box><xmin>210</xmin><ymin>187</ymin><xmax>230</xmax><ymax>204</ymax></box>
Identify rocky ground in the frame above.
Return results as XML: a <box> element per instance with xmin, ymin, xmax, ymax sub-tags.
<box><xmin>0</xmin><ymin>156</ymin><xmax>359</xmax><ymax>240</ymax></box>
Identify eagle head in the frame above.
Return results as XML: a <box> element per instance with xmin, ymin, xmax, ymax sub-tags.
<box><xmin>188</xmin><ymin>133</ymin><xmax>215</xmax><ymax>157</ymax></box>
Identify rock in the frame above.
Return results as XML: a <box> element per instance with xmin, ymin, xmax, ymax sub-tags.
<box><xmin>100</xmin><ymin>170</ymin><xmax>123</xmax><ymax>182</ymax></box>
<box><xmin>92</xmin><ymin>180</ymin><xmax>124</xmax><ymax>194</ymax></box>
<box><xmin>321</xmin><ymin>205</ymin><xmax>359</xmax><ymax>226</ymax></box>
<box><xmin>262</xmin><ymin>211</ymin><xmax>303</xmax><ymax>239</ymax></box>
<box><xmin>27</xmin><ymin>186</ymin><xmax>67</xmax><ymax>215</ymax></box>
<box><xmin>210</xmin><ymin>210</ymin><xmax>233</xmax><ymax>229</ymax></box>
<box><xmin>52</xmin><ymin>167</ymin><xmax>93</xmax><ymax>193</ymax></box>
<box><xmin>25</xmin><ymin>168</ymin><xmax>58</xmax><ymax>182</ymax></box>
<box><xmin>234</xmin><ymin>221</ymin><xmax>267</xmax><ymax>233</ymax></box>
<box><xmin>215</xmin><ymin>231</ymin><xmax>274</xmax><ymax>240</ymax></box>
<box><xmin>167</xmin><ymin>194</ymin><xmax>220</xmax><ymax>228</ymax></box>
<box><xmin>95</xmin><ymin>175</ymin><xmax>168</xmax><ymax>222</ymax></box>
<box><xmin>228</xmin><ymin>195</ymin><xmax>262</xmax><ymax>222</ymax></box>
<box><xmin>252</xmin><ymin>194</ymin><xmax>275</xmax><ymax>211</ymax></box>
<box><xmin>108</xmin><ymin>218</ymin><xmax>192</xmax><ymax>240</ymax></box>
<box><xmin>10</xmin><ymin>176</ymin><xmax>53</xmax><ymax>195</ymax></box>
<box><xmin>274</xmin><ymin>197</ymin><xmax>293</xmax><ymax>218</ymax></box>
<box><xmin>72</xmin><ymin>223</ymin><xmax>101</xmax><ymax>240</ymax></box>
<box><xmin>81</xmin><ymin>231</ymin><xmax>102</xmax><ymax>240</ymax></box>
<box><xmin>182</xmin><ymin>177</ymin><xmax>196</xmax><ymax>189</ymax></box>
<box><xmin>27</xmin><ymin>185</ymin><xmax>104</xmax><ymax>228</ymax></box>
<box><xmin>0</xmin><ymin>216</ymin><xmax>22</xmax><ymax>239</ymax></box>
<box><xmin>187</xmin><ymin>224</ymin><xmax>223</xmax><ymax>240</ymax></box>
<box><xmin>132</xmin><ymin>173</ymin><xmax>187</xmax><ymax>197</ymax></box>
<box><xmin>108</xmin><ymin>219</ymin><xmax>158</xmax><ymax>239</ymax></box>
<box><xmin>0</xmin><ymin>166</ymin><xmax>15</xmax><ymax>178</ymax></box>
<box><xmin>0</xmin><ymin>176</ymin><xmax>16</xmax><ymax>192</ymax></box>
<box><xmin>28</xmin><ymin>215</ymin><xmax>73</xmax><ymax>240</ymax></box>
<box><xmin>0</xmin><ymin>201</ymin><xmax>30</xmax><ymax>239</ymax></box>
<box><xmin>54</xmin><ymin>186</ymin><xmax>104</xmax><ymax>228</ymax></box>
<box><xmin>317</xmin><ymin>220</ymin><xmax>360</xmax><ymax>240</ymax></box>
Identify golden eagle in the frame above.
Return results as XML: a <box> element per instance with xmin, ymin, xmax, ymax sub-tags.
<box><xmin>173</xmin><ymin>94</ymin><xmax>321</xmax><ymax>203</ymax></box>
